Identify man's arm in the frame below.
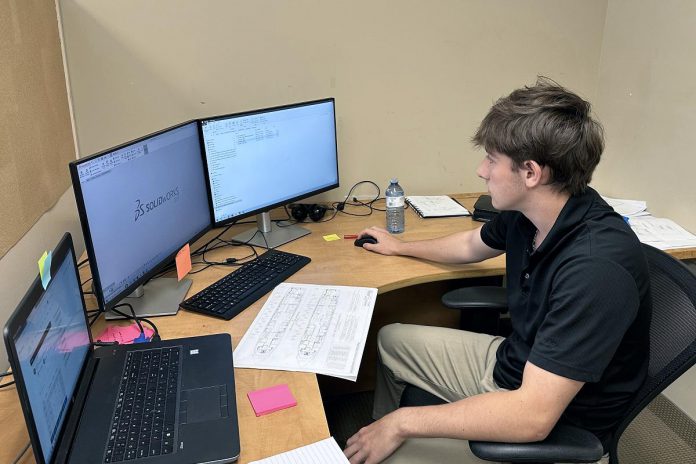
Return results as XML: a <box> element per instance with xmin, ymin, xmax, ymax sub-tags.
<box><xmin>344</xmin><ymin>362</ymin><xmax>584</xmax><ymax>464</ymax></box>
<box><xmin>357</xmin><ymin>225</ymin><xmax>502</xmax><ymax>264</ymax></box>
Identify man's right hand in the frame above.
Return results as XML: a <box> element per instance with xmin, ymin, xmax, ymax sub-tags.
<box><xmin>356</xmin><ymin>226</ymin><xmax>403</xmax><ymax>255</ymax></box>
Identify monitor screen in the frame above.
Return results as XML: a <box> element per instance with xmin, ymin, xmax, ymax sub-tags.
<box><xmin>11</xmin><ymin>245</ymin><xmax>90</xmax><ymax>463</ymax></box>
<box><xmin>200</xmin><ymin>98</ymin><xmax>338</xmax><ymax>226</ymax></box>
<box><xmin>70</xmin><ymin>121</ymin><xmax>211</xmax><ymax>310</ymax></box>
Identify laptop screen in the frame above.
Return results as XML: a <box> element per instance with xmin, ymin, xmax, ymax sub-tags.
<box><xmin>11</xmin><ymin>249</ymin><xmax>91</xmax><ymax>463</ymax></box>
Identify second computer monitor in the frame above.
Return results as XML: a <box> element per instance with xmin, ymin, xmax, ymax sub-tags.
<box><xmin>199</xmin><ymin>98</ymin><xmax>339</xmax><ymax>248</ymax></box>
<box><xmin>70</xmin><ymin>121</ymin><xmax>211</xmax><ymax>318</ymax></box>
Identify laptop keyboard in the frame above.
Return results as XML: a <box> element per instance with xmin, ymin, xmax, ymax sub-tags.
<box><xmin>104</xmin><ymin>347</ymin><xmax>181</xmax><ymax>462</ymax></box>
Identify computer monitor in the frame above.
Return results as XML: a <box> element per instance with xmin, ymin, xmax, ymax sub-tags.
<box><xmin>199</xmin><ymin>98</ymin><xmax>339</xmax><ymax>248</ymax></box>
<box><xmin>70</xmin><ymin>121</ymin><xmax>211</xmax><ymax>319</ymax></box>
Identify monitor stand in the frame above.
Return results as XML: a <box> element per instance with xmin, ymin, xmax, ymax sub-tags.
<box><xmin>231</xmin><ymin>211</ymin><xmax>310</xmax><ymax>249</ymax></box>
<box><xmin>104</xmin><ymin>277</ymin><xmax>192</xmax><ymax>320</ymax></box>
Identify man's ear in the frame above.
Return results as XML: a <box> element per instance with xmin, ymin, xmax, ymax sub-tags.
<box><xmin>522</xmin><ymin>160</ymin><xmax>545</xmax><ymax>187</ymax></box>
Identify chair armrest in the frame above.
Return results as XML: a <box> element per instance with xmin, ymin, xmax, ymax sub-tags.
<box><xmin>469</xmin><ymin>423</ymin><xmax>604</xmax><ymax>463</ymax></box>
<box><xmin>441</xmin><ymin>286</ymin><xmax>508</xmax><ymax>313</ymax></box>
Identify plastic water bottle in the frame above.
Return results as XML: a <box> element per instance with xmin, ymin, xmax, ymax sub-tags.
<box><xmin>385</xmin><ymin>178</ymin><xmax>405</xmax><ymax>234</ymax></box>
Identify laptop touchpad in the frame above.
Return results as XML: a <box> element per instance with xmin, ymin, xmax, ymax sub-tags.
<box><xmin>181</xmin><ymin>385</ymin><xmax>227</xmax><ymax>424</ymax></box>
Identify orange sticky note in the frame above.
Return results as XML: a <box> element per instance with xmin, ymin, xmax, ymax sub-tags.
<box><xmin>176</xmin><ymin>243</ymin><xmax>192</xmax><ymax>281</ymax></box>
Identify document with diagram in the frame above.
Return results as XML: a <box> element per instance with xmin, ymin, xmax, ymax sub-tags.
<box><xmin>233</xmin><ymin>283</ymin><xmax>377</xmax><ymax>381</ymax></box>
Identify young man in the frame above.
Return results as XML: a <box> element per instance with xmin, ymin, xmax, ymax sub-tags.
<box><xmin>344</xmin><ymin>78</ymin><xmax>651</xmax><ymax>464</ymax></box>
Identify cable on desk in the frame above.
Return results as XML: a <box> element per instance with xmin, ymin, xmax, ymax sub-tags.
<box><xmin>335</xmin><ymin>180</ymin><xmax>388</xmax><ymax>216</ymax></box>
<box><xmin>191</xmin><ymin>224</ymin><xmax>234</xmax><ymax>256</ymax></box>
<box><xmin>0</xmin><ymin>370</ymin><xmax>15</xmax><ymax>388</ymax></box>
<box><xmin>11</xmin><ymin>442</ymin><xmax>30</xmax><ymax>464</ymax></box>
<box><xmin>109</xmin><ymin>303</ymin><xmax>160</xmax><ymax>342</ymax></box>
<box><xmin>88</xmin><ymin>309</ymin><xmax>102</xmax><ymax>327</ymax></box>
<box><xmin>152</xmin><ymin>222</ymin><xmax>261</xmax><ymax>277</ymax></box>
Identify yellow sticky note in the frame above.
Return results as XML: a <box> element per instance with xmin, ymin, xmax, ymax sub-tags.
<box><xmin>322</xmin><ymin>234</ymin><xmax>341</xmax><ymax>242</ymax></box>
<box><xmin>38</xmin><ymin>250</ymin><xmax>52</xmax><ymax>289</ymax></box>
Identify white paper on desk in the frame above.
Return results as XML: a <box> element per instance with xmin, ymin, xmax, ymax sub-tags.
<box><xmin>629</xmin><ymin>216</ymin><xmax>696</xmax><ymax>249</ymax></box>
<box><xmin>249</xmin><ymin>437</ymin><xmax>349</xmax><ymax>464</ymax></box>
<box><xmin>602</xmin><ymin>196</ymin><xmax>649</xmax><ymax>217</ymax></box>
<box><xmin>233</xmin><ymin>283</ymin><xmax>377</xmax><ymax>381</ymax></box>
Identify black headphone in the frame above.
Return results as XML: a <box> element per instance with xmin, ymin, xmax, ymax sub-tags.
<box><xmin>290</xmin><ymin>204</ymin><xmax>327</xmax><ymax>222</ymax></box>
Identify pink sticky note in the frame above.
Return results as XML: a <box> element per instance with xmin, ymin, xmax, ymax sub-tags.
<box><xmin>96</xmin><ymin>323</ymin><xmax>155</xmax><ymax>344</ymax></box>
<box><xmin>176</xmin><ymin>243</ymin><xmax>192</xmax><ymax>281</ymax></box>
<box><xmin>247</xmin><ymin>384</ymin><xmax>297</xmax><ymax>416</ymax></box>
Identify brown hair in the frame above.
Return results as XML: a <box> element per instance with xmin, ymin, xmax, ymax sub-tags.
<box><xmin>472</xmin><ymin>77</ymin><xmax>604</xmax><ymax>195</ymax></box>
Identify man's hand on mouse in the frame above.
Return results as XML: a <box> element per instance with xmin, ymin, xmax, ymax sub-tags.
<box><xmin>356</xmin><ymin>227</ymin><xmax>403</xmax><ymax>255</ymax></box>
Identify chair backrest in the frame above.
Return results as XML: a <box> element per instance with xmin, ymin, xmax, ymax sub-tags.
<box><xmin>609</xmin><ymin>245</ymin><xmax>696</xmax><ymax>462</ymax></box>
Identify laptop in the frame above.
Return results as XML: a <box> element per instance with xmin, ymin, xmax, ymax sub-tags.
<box><xmin>4</xmin><ymin>233</ymin><xmax>240</xmax><ymax>464</ymax></box>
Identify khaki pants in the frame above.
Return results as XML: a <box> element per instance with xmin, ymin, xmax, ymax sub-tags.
<box><xmin>372</xmin><ymin>323</ymin><xmax>609</xmax><ymax>464</ymax></box>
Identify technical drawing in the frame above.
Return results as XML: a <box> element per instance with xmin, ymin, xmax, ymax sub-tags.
<box><xmin>297</xmin><ymin>289</ymin><xmax>339</xmax><ymax>362</ymax></box>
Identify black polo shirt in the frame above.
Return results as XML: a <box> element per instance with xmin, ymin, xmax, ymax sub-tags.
<box><xmin>480</xmin><ymin>187</ymin><xmax>651</xmax><ymax>448</ymax></box>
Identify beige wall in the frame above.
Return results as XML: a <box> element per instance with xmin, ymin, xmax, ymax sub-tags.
<box><xmin>58</xmin><ymin>0</ymin><xmax>607</xmax><ymax>200</ymax></box>
<box><xmin>593</xmin><ymin>0</ymin><xmax>696</xmax><ymax>232</ymax></box>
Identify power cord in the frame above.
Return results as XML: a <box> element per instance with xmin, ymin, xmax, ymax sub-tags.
<box><xmin>109</xmin><ymin>303</ymin><xmax>160</xmax><ymax>342</ymax></box>
<box><xmin>11</xmin><ymin>442</ymin><xmax>30</xmax><ymax>464</ymax></box>
<box><xmin>334</xmin><ymin>180</ymin><xmax>390</xmax><ymax>217</ymax></box>
<box><xmin>336</xmin><ymin>180</ymin><xmax>382</xmax><ymax>212</ymax></box>
<box><xmin>88</xmin><ymin>303</ymin><xmax>160</xmax><ymax>343</ymax></box>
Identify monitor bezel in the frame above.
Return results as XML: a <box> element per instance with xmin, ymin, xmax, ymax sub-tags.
<box><xmin>3</xmin><ymin>233</ymin><xmax>92</xmax><ymax>464</ymax></box>
<box><xmin>197</xmin><ymin>97</ymin><xmax>339</xmax><ymax>228</ymax></box>
<box><xmin>69</xmin><ymin>120</ymin><xmax>212</xmax><ymax>312</ymax></box>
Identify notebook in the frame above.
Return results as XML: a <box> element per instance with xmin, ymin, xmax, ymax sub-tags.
<box><xmin>3</xmin><ymin>233</ymin><xmax>240</xmax><ymax>464</ymax></box>
<box><xmin>405</xmin><ymin>195</ymin><xmax>471</xmax><ymax>218</ymax></box>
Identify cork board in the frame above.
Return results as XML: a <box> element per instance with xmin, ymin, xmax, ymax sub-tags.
<box><xmin>0</xmin><ymin>0</ymin><xmax>75</xmax><ymax>258</ymax></box>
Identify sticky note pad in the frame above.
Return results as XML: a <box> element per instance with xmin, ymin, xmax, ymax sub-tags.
<box><xmin>323</xmin><ymin>234</ymin><xmax>341</xmax><ymax>242</ymax></box>
<box><xmin>247</xmin><ymin>384</ymin><xmax>297</xmax><ymax>416</ymax></box>
<box><xmin>175</xmin><ymin>243</ymin><xmax>192</xmax><ymax>281</ymax></box>
<box><xmin>38</xmin><ymin>250</ymin><xmax>52</xmax><ymax>289</ymax></box>
<box><xmin>96</xmin><ymin>323</ymin><xmax>155</xmax><ymax>345</ymax></box>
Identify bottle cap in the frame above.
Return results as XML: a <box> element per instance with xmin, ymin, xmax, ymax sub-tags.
<box><xmin>390</xmin><ymin>178</ymin><xmax>398</xmax><ymax>184</ymax></box>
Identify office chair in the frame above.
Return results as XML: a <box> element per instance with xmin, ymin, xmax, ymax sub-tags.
<box><xmin>399</xmin><ymin>244</ymin><xmax>696</xmax><ymax>463</ymax></box>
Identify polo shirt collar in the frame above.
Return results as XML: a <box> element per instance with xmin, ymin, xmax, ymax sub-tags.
<box><xmin>531</xmin><ymin>187</ymin><xmax>597</xmax><ymax>255</ymax></box>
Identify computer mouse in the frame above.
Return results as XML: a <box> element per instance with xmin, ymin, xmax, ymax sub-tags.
<box><xmin>354</xmin><ymin>234</ymin><xmax>378</xmax><ymax>247</ymax></box>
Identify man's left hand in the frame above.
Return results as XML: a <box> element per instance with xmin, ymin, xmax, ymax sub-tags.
<box><xmin>344</xmin><ymin>410</ymin><xmax>406</xmax><ymax>464</ymax></box>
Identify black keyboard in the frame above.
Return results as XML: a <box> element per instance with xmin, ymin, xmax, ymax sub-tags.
<box><xmin>180</xmin><ymin>249</ymin><xmax>311</xmax><ymax>320</ymax></box>
<box><xmin>104</xmin><ymin>346</ymin><xmax>181</xmax><ymax>462</ymax></box>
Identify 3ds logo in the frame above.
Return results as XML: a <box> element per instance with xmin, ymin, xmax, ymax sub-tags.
<box><xmin>134</xmin><ymin>187</ymin><xmax>180</xmax><ymax>222</ymax></box>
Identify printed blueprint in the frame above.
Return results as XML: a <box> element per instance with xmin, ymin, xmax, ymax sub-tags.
<box><xmin>233</xmin><ymin>283</ymin><xmax>377</xmax><ymax>381</ymax></box>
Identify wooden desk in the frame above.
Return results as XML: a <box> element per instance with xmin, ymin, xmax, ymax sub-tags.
<box><xmin>1</xmin><ymin>193</ymin><xmax>694</xmax><ymax>463</ymax></box>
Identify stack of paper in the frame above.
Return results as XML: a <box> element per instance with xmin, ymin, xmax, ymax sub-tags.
<box><xmin>602</xmin><ymin>194</ymin><xmax>696</xmax><ymax>250</ymax></box>
<box><xmin>250</xmin><ymin>437</ymin><xmax>349</xmax><ymax>464</ymax></box>
<box><xmin>627</xmin><ymin>217</ymin><xmax>696</xmax><ymax>250</ymax></box>
<box><xmin>233</xmin><ymin>283</ymin><xmax>377</xmax><ymax>381</ymax></box>
<box><xmin>602</xmin><ymin>196</ymin><xmax>650</xmax><ymax>218</ymax></box>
